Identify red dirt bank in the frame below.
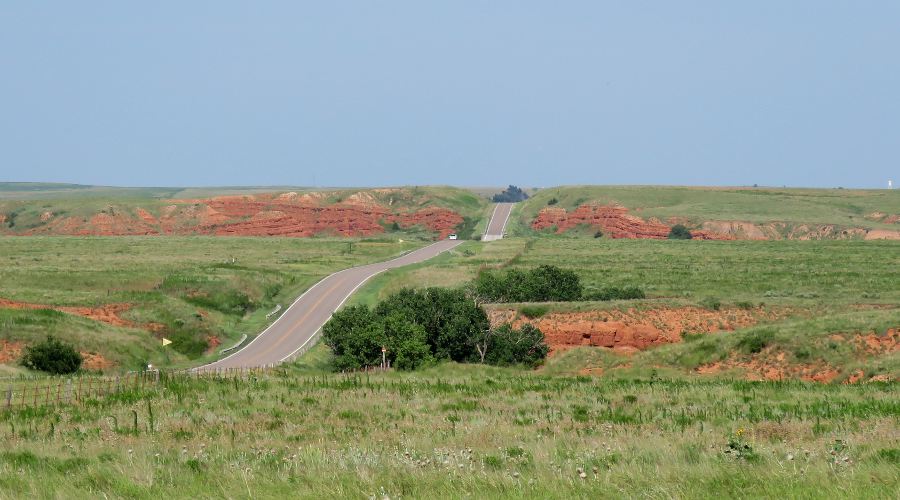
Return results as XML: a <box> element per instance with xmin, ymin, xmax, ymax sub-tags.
<box><xmin>532</xmin><ymin>204</ymin><xmax>732</xmax><ymax>239</ymax></box>
<box><xmin>489</xmin><ymin>306</ymin><xmax>788</xmax><ymax>353</ymax></box>
<box><xmin>16</xmin><ymin>191</ymin><xmax>464</xmax><ymax>239</ymax></box>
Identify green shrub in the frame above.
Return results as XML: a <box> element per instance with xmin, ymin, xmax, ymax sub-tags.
<box><xmin>584</xmin><ymin>286</ymin><xmax>645</xmax><ymax>301</ymax></box>
<box><xmin>735</xmin><ymin>301</ymin><xmax>755</xmax><ymax>310</ymax></box>
<box><xmin>699</xmin><ymin>297</ymin><xmax>722</xmax><ymax>311</ymax></box>
<box><xmin>482</xmin><ymin>324</ymin><xmax>549</xmax><ymax>367</ymax></box>
<box><xmin>668</xmin><ymin>224</ymin><xmax>693</xmax><ymax>240</ymax></box>
<box><xmin>547</xmin><ymin>197</ymin><xmax>559</xmax><ymax>206</ymax></box>
<box><xmin>475</xmin><ymin>265</ymin><xmax>582</xmax><ymax>303</ymax></box>
<box><xmin>519</xmin><ymin>305</ymin><xmax>549</xmax><ymax>319</ymax></box>
<box><xmin>736</xmin><ymin>329</ymin><xmax>775</xmax><ymax>354</ymax></box>
<box><xmin>593</xmin><ymin>230</ymin><xmax>603</xmax><ymax>238</ymax></box>
<box><xmin>21</xmin><ymin>336</ymin><xmax>82</xmax><ymax>374</ymax></box>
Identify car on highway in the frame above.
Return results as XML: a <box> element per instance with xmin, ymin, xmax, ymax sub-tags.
<box><xmin>448</xmin><ymin>233</ymin><xmax>458</xmax><ymax>240</ymax></box>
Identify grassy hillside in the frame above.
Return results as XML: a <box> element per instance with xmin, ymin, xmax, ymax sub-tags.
<box><xmin>349</xmin><ymin>237</ymin><xmax>899</xmax><ymax>381</ymax></box>
<box><xmin>0</xmin><ymin>364</ymin><xmax>896</xmax><ymax>498</ymax></box>
<box><xmin>510</xmin><ymin>185</ymin><xmax>900</xmax><ymax>235</ymax></box>
<box><xmin>0</xmin><ymin>184</ymin><xmax>489</xmax><ymax>237</ymax></box>
<box><xmin>0</xmin><ymin>237</ymin><xmax>422</xmax><ymax>373</ymax></box>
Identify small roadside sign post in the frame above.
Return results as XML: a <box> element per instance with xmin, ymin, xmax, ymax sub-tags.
<box><xmin>381</xmin><ymin>346</ymin><xmax>387</xmax><ymax>371</ymax></box>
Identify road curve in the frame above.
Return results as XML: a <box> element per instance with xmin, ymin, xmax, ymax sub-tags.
<box><xmin>482</xmin><ymin>203</ymin><xmax>514</xmax><ymax>241</ymax></box>
<box><xmin>199</xmin><ymin>240</ymin><xmax>462</xmax><ymax>370</ymax></box>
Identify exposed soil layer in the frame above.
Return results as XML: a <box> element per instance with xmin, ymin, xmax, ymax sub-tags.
<box><xmin>532</xmin><ymin>204</ymin><xmax>733</xmax><ymax>239</ymax></box>
<box><xmin>12</xmin><ymin>190</ymin><xmax>464</xmax><ymax>239</ymax></box>
<box><xmin>698</xmin><ymin>329</ymin><xmax>898</xmax><ymax>383</ymax></box>
<box><xmin>0</xmin><ymin>340</ymin><xmax>25</xmax><ymax>363</ymax></box>
<box><xmin>0</xmin><ymin>298</ymin><xmax>134</xmax><ymax>328</ymax></box>
<box><xmin>81</xmin><ymin>351</ymin><xmax>115</xmax><ymax>371</ymax></box>
<box><xmin>489</xmin><ymin>306</ymin><xmax>790</xmax><ymax>353</ymax></box>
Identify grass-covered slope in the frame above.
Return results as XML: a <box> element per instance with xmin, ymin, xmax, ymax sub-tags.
<box><xmin>348</xmin><ymin>237</ymin><xmax>900</xmax><ymax>381</ymax></box>
<box><xmin>0</xmin><ymin>237</ymin><xmax>422</xmax><ymax>373</ymax></box>
<box><xmin>0</xmin><ymin>184</ymin><xmax>488</xmax><ymax>238</ymax></box>
<box><xmin>511</xmin><ymin>185</ymin><xmax>900</xmax><ymax>237</ymax></box>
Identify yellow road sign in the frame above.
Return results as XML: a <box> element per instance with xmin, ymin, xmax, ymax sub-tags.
<box><xmin>162</xmin><ymin>338</ymin><xmax>172</xmax><ymax>347</ymax></box>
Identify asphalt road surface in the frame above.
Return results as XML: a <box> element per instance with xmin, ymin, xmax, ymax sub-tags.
<box><xmin>199</xmin><ymin>240</ymin><xmax>462</xmax><ymax>370</ymax></box>
<box><xmin>482</xmin><ymin>203</ymin><xmax>514</xmax><ymax>241</ymax></box>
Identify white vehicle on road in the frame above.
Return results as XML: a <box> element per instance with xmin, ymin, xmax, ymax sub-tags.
<box><xmin>448</xmin><ymin>233</ymin><xmax>458</xmax><ymax>240</ymax></box>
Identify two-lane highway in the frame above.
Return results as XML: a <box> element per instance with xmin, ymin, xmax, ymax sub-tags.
<box><xmin>200</xmin><ymin>240</ymin><xmax>461</xmax><ymax>370</ymax></box>
<box><xmin>482</xmin><ymin>202</ymin><xmax>513</xmax><ymax>241</ymax></box>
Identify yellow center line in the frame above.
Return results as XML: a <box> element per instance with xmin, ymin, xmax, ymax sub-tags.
<box><xmin>245</xmin><ymin>275</ymin><xmax>351</xmax><ymax>364</ymax></box>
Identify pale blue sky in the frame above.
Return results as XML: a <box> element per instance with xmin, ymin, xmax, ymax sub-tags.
<box><xmin>1</xmin><ymin>2</ymin><xmax>897</xmax><ymax>188</ymax></box>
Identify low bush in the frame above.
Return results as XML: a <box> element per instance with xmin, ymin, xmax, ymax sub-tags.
<box><xmin>668</xmin><ymin>224</ymin><xmax>693</xmax><ymax>240</ymax></box>
<box><xmin>21</xmin><ymin>336</ymin><xmax>82</xmax><ymax>374</ymax></box>
<box><xmin>699</xmin><ymin>297</ymin><xmax>722</xmax><ymax>311</ymax></box>
<box><xmin>519</xmin><ymin>305</ymin><xmax>549</xmax><ymax>319</ymax></box>
<box><xmin>736</xmin><ymin>329</ymin><xmax>775</xmax><ymax>354</ymax></box>
<box><xmin>584</xmin><ymin>286</ymin><xmax>645</xmax><ymax>301</ymax></box>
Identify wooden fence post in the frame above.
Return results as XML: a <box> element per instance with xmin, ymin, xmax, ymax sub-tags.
<box><xmin>65</xmin><ymin>379</ymin><xmax>73</xmax><ymax>404</ymax></box>
<box><xmin>77</xmin><ymin>376</ymin><xmax>83</xmax><ymax>403</ymax></box>
<box><xmin>56</xmin><ymin>382</ymin><xmax>61</xmax><ymax>406</ymax></box>
<box><xmin>5</xmin><ymin>386</ymin><xmax>10</xmax><ymax>410</ymax></box>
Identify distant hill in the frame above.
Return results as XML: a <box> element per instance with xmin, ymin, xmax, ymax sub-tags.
<box><xmin>512</xmin><ymin>185</ymin><xmax>900</xmax><ymax>240</ymax></box>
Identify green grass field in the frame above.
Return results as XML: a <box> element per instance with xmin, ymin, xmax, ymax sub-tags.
<box><xmin>0</xmin><ymin>237</ymin><xmax>423</xmax><ymax>373</ymax></box>
<box><xmin>509</xmin><ymin>185</ymin><xmax>900</xmax><ymax>235</ymax></box>
<box><xmin>1</xmin><ymin>185</ymin><xmax>898</xmax><ymax>497</ymax></box>
<box><xmin>0</xmin><ymin>365</ymin><xmax>896</xmax><ymax>498</ymax></box>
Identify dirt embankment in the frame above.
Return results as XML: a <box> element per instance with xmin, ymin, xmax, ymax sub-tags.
<box><xmin>10</xmin><ymin>190</ymin><xmax>464</xmax><ymax>239</ymax></box>
<box><xmin>532</xmin><ymin>204</ymin><xmax>732</xmax><ymax>239</ymax></box>
<box><xmin>489</xmin><ymin>306</ymin><xmax>789</xmax><ymax>353</ymax></box>
<box><xmin>697</xmin><ymin>329</ymin><xmax>898</xmax><ymax>383</ymax></box>
<box><xmin>531</xmin><ymin>203</ymin><xmax>900</xmax><ymax>240</ymax></box>
<box><xmin>0</xmin><ymin>298</ymin><xmax>134</xmax><ymax>327</ymax></box>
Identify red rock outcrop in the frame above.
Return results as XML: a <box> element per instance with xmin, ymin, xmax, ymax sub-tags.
<box><xmin>532</xmin><ymin>204</ymin><xmax>732</xmax><ymax>240</ymax></box>
<box><xmin>489</xmin><ymin>306</ymin><xmax>787</xmax><ymax>353</ymax></box>
<box><xmin>17</xmin><ymin>191</ymin><xmax>464</xmax><ymax>238</ymax></box>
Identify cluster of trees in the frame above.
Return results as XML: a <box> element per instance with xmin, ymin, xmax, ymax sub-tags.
<box><xmin>322</xmin><ymin>287</ymin><xmax>549</xmax><ymax>371</ymax></box>
<box><xmin>492</xmin><ymin>185</ymin><xmax>529</xmax><ymax>203</ymax></box>
<box><xmin>474</xmin><ymin>265</ymin><xmax>645</xmax><ymax>303</ymax></box>
<box><xmin>474</xmin><ymin>265</ymin><xmax>583</xmax><ymax>302</ymax></box>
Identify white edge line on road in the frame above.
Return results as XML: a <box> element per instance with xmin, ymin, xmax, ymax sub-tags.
<box><xmin>279</xmin><ymin>240</ymin><xmax>463</xmax><ymax>363</ymax></box>
<box><xmin>278</xmin><ymin>269</ymin><xmax>385</xmax><ymax>363</ymax></box>
<box><xmin>484</xmin><ymin>204</ymin><xmax>500</xmax><ymax>237</ymax></box>
<box><xmin>498</xmin><ymin>203</ymin><xmax>513</xmax><ymax>236</ymax></box>
<box><xmin>194</xmin><ymin>240</ymin><xmax>460</xmax><ymax>371</ymax></box>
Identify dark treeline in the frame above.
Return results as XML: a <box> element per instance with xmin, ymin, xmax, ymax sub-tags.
<box><xmin>492</xmin><ymin>185</ymin><xmax>529</xmax><ymax>203</ymax></box>
<box><xmin>474</xmin><ymin>265</ymin><xmax>645</xmax><ymax>303</ymax></box>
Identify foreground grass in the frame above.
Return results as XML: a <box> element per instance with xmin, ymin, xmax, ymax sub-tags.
<box><xmin>0</xmin><ymin>363</ymin><xmax>896</xmax><ymax>498</ymax></box>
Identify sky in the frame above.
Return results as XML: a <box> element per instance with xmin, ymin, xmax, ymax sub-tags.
<box><xmin>0</xmin><ymin>2</ymin><xmax>898</xmax><ymax>189</ymax></box>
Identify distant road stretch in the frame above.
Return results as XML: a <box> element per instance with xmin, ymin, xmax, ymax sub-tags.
<box><xmin>199</xmin><ymin>240</ymin><xmax>462</xmax><ymax>370</ymax></box>
<box><xmin>482</xmin><ymin>203</ymin><xmax>514</xmax><ymax>241</ymax></box>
